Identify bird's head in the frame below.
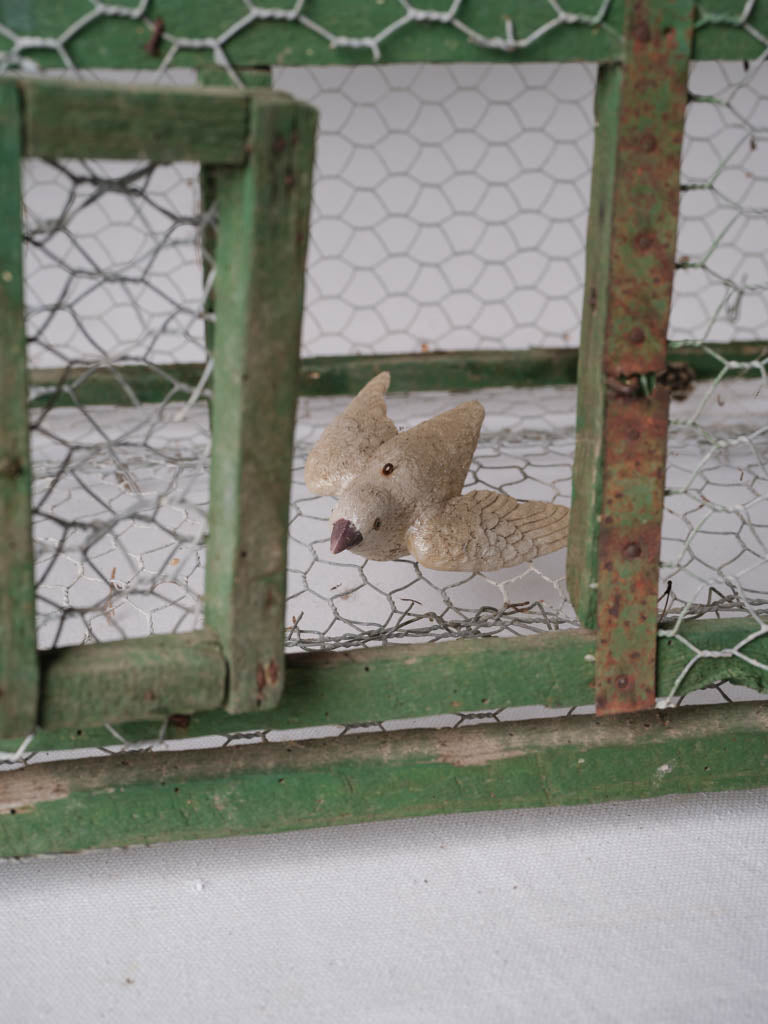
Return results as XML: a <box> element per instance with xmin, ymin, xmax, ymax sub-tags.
<box><xmin>330</xmin><ymin>483</ymin><xmax>410</xmax><ymax>561</ymax></box>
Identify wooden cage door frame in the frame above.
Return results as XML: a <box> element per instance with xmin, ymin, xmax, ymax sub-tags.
<box><xmin>0</xmin><ymin>77</ymin><xmax>317</xmax><ymax>738</ymax></box>
<box><xmin>567</xmin><ymin>0</ymin><xmax>695</xmax><ymax>714</ymax></box>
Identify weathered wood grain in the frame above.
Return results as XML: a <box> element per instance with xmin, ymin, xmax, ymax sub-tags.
<box><xmin>38</xmin><ymin>630</ymin><xmax>227</xmax><ymax>729</ymax></box>
<box><xmin>566</xmin><ymin>62</ymin><xmax>621</xmax><ymax>630</ymax></box>
<box><xmin>2</xmin><ymin>701</ymin><xmax>767</xmax><ymax>857</ymax></box>
<box><xmin>4</xmin><ymin>615</ymin><xmax>765</xmax><ymax>744</ymax></box>
<box><xmin>0</xmin><ymin>81</ymin><xmax>40</xmax><ymax>738</ymax></box>
<box><xmin>205</xmin><ymin>93</ymin><xmax>317</xmax><ymax>712</ymax></box>
<box><xmin>18</xmin><ymin>77</ymin><xmax>258</xmax><ymax>164</ymax></box>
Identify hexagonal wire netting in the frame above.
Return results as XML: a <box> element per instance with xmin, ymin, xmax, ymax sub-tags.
<box><xmin>660</xmin><ymin>56</ymin><xmax>768</xmax><ymax>705</ymax></box>
<box><xmin>2</xmin><ymin>47</ymin><xmax>767</xmax><ymax>763</ymax></box>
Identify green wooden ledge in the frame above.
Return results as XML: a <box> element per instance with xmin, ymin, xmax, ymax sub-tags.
<box><xmin>0</xmin><ymin>616</ymin><xmax>763</xmax><ymax>749</ymax></box>
<box><xmin>2</xmin><ymin>701</ymin><xmax>767</xmax><ymax>858</ymax></box>
<box><xmin>26</xmin><ymin>342</ymin><xmax>766</xmax><ymax>407</ymax></box>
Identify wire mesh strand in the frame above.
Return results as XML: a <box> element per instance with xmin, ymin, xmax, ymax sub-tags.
<box><xmin>660</xmin><ymin>54</ymin><xmax>768</xmax><ymax>705</ymax></box>
<box><xmin>25</xmin><ymin>158</ymin><xmax>211</xmax><ymax>649</ymax></box>
<box><xmin>0</xmin><ymin>0</ymin><xmax>613</xmax><ymax>77</ymax></box>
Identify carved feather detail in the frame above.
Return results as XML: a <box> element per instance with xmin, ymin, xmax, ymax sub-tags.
<box><xmin>304</xmin><ymin>374</ymin><xmax>569</xmax><ymax>572</ymax></box>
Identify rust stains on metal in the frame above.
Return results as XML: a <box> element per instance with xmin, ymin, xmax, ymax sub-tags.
<box><xmin>592</xmin><ymin>0</ymin><xmax>692</xmax><ymax>715</ymax></box>
<box><xmin>596</xmin><ymin>385</ymin><xmax>670</xmax><ymax>714</ymax></box>
<box><xmin>144</xmin><ymin>18</ymin><xmax>165</xmax><ymax>57</ymax></box>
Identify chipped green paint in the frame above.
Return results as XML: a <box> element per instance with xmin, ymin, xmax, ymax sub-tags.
<box><xmin>0</xmin><ymin>617</ymin><xmax>764</xmax><ymax>745</ymax></box>
<box><xmin>204</xmin><ymin>92</ymin><xmax>316</xmax><ymax>713</ymax></box>
<box><xmin>2</xmin><ymin>702</ymin><xmax>767</xmax><ymax>858</ymax></box>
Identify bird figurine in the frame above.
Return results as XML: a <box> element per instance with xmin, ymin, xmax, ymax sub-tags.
<box><xmin>304</xmin><ymin>372</ymin><xmax>569</xmax><ymax>572</ymax></box>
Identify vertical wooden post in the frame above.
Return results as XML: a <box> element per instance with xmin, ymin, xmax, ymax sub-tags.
<box><xmin>205</xmin><ymin>91</ymin><xmax>316</xmax><ymax>712</ymax></box>
<box><xmin>0</xmin><ymin>81</ymin><xmax>41</xmax><ymax>737</ymax></box>
<box><xmin>567</xmin><ymin>0</ymin><xmax>694</xmax><ymax>714</ymax></box>
<box><xmin>198</xmin><ymin>68</ymin><xmax>273</xmax><ymax>356</ymax></box>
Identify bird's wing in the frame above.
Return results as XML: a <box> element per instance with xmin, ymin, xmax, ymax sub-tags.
<box><xmin>406</xmin><ymin>490</ymin><xmax>569</xmax><ymax>572</ymax></box>
<box><xmin>304</xmin><ymin>372</ymin><xmax>398</xmax><ymax>496</ymax></box>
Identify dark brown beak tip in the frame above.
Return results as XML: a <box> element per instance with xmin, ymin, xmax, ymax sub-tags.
<box><xmin>330</xmin><ymin>518</ymin><xmax>363</xmax><ymax>554</ymax></box>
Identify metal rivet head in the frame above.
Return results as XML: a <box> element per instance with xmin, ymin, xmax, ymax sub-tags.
<box><xmin>616</xmin><ymin>675</ymin><xmax>630</xmax><ymax>689</ymax></box>
<box><xmin>629</xmin><ymin>326</ymin><xmax>644</xmax><ymax>344</ymax></box>
<box><xmin>635</xmin><ymin>232</ymin><xmax>654</xmax><ymax>251</ymax></box>
<box><xmin>640</xmin><ymin>133</ymin><xmax>657</xmax><ymax>153</ymax></box>
<box><xmin>623</xmin><ymin>542</ymin><xmax>642</xmax><ymax>559</ymax></box>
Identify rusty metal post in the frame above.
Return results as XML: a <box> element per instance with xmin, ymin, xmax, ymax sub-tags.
<box><xmin>568</xmin><ymin>0</ymin><xmax>694</xmax><ymax>714</ymax></box>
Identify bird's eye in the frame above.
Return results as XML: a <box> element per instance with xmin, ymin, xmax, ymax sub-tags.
<box><xmin>382</xmin><ymin>463</ymin><xmax>394</xmax><ymax>475</ymax></box>
<box><xmin>373</xmin><ymin>518</ymin><xmax>381</xmax><ymax>530</ymax></box>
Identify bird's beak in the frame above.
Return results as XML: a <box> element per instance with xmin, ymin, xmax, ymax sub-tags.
<box><xmin>330</xmin><ymin>518</ymin><xmax>363</xmax><ymax>554</ymax></box>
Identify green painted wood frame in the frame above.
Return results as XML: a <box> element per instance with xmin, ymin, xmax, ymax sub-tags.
<box><xmin>25</xmin><ymin>341</ymin><xmax>768</xmax><ymax>407</ymax></box>
<box><xmin>2</xmin><ymin>702</ymin><xmax>767</xmax><ymax>858</ymax></box>
<box><xmin>0</xmin><ymin>0</ymin><xmax>765</xmax><ymax>69</ymax></box>
<box><xmin>0</xmin><ymin>76</ymin><xmax>317</xmax><ymax>737</ymax></box>
<box><xmin>2</xmin><ymin>0</ymin><xmax>768</xmax><ymax>856</ymax></box>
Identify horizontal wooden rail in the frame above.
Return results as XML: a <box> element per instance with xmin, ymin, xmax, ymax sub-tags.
<box><xmin>15</xmin><ymin>78</ymin><xmax>289</xmax><ymax>164</ymax></box>
<box><xmin>26</xmin><ymin>342</ymin><xmax>767</xmax><ymax>406</ymax></box>
<box><xmin>2</xmin><ymin>701</ymin><xmax>767</xmax><ymax>858</ymax></box>
<box><xmin>1</xmin><ymin>616</ymin><xmax>764</xmax><ymax>745</ymax></box>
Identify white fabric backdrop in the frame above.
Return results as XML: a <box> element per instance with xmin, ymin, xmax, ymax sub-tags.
<box><xmin>2</xmin><ymin>790</ymin><xmax>767</xmax><ymax>1023</ymax></box>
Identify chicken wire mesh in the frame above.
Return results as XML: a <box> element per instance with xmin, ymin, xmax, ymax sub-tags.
<box><xmin>25</xmin><ymin>158</ymin><xmax>212</xmax><ymax>650</ymax></box>
<box><xmin>1</xmin><ymin>41</ymin><xmax>766</xmax><ymax>761</ymax></box>
<box><xmin>659</xmin><ymin>55</ymin><xmax>768</xmax><ymax>704</ymax></box>
<box><xmin>280</xmin><ymin>62</ymin><xmax>596</xmax><ymax>357</ymax></box>
<box><xmin>22</xmin><ymin>62</ymin><xmax>596</xmax><ymax>658</ymax></box>
<box><xmin>0</xmin><ymin>0</ymin><xmax>615</xmax><ymax>77</ymax></box>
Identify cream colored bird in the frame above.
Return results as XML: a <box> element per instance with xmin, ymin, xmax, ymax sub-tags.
<box><xmin>304</xmin><ymin>372</ymin><xmax>569</xmax><ymax>572</ymax></box>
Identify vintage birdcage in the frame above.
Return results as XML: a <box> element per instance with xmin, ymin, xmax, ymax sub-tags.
<box><xmin>1</xmin><ymin>0</ymin><xmax>767</xmax><ymax>857</ymax></box>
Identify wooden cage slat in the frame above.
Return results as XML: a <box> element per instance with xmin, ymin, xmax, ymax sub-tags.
<box><xmin>26</xmin><ymin>341</ymin><xmax>768</xmax><ymax>408</ymax></box>
<box><xmin>0</xmin><ymin>81</ymin><xmax>40</xmax><ymax>739</ymax></box>
<box><xmin>204</xmin><ymin>94</ymin><xmax>317</xmax><ymax>713</ymax></box>
<box><xmin>2</xmin><ymin>701</ymin><xmax>767</xmax><ymax>858</ymax></box>
<box><xmin>10</xmin><ymin>616</ymin><xmax>766</xmax><ymax>740</ymax></box>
